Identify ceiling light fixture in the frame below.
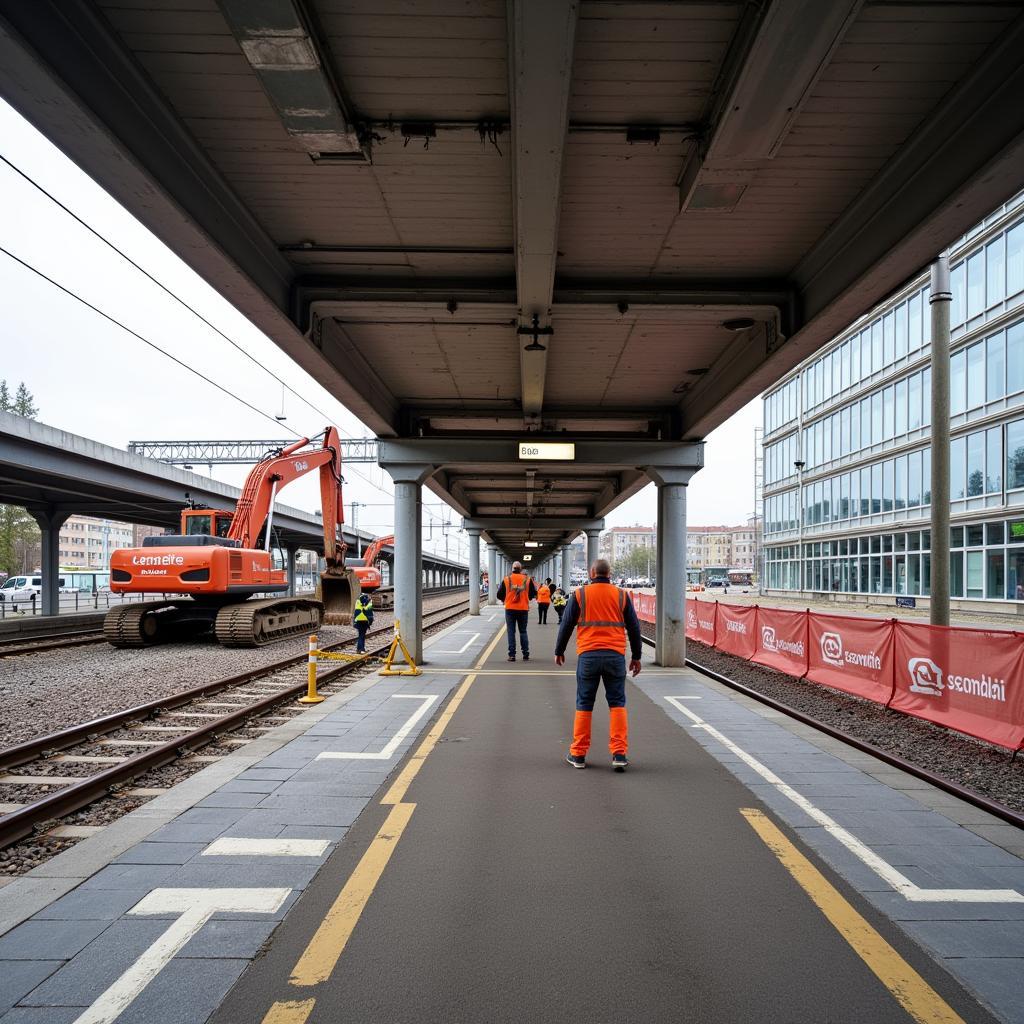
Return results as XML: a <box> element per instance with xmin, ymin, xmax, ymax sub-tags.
<box><xmin>722</xmin><ymin>317</ymin><xmax>756</xmax><ymax>332</ymax></box>
<box><xmin>517</xmin><ymin>313</ymin><xmax>554</xmax><ymax>352</ymax></box>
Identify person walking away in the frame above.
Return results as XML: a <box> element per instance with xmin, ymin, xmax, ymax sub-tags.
<box><xmin>552</xmin><ymin>585</ymin><xmax>567</xmax><ymax>623</ymax></box>
<box><xmin>497</xmin><ymin>561</ymin><xmax>536</xmax><ymax>662</ymax></box>
<box><xmin>353</xmin><ymin>591</ymin><xmax>374</xmax><ymax>653</ymax></box>
<box><xmin>554</xmin><ymin>558</ymin><xmax>642</xmax><ymax>771</ymax></box>
<box><xmin>537</xmin><ymin>578</ymin><xmax>552</xmax><ymax>624</ymax></box>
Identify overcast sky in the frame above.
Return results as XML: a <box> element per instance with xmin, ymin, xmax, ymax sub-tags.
<box><xmin>0</xmin><ymin>97</ymin><xmax>762</xmax><ymax>554</ymax></box>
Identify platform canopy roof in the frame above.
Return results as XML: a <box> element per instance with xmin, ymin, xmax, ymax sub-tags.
<box><xmin>2</xmin><ymin>0</ymin><xmax>1023</xmax><ymax>556</ymax></box>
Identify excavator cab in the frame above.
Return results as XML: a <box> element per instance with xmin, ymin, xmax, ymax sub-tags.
<box><xmin>182</xmin><ymin>509</ymin><xmax>233</xmax><ymax>538</ymax></box>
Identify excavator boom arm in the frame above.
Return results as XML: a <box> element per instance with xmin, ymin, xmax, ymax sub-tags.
<box><xmin>227</xmin><ymin>428</ymin><xmax>345</xmax><ymax>564</ymax></box>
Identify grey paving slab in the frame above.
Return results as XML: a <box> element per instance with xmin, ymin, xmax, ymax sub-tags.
<box><xmin>143</xmin><ymin>822</ymin><xmax>229</xmax><ymax>844</ymax></box>
<box><xmin>945</xmin><ymin>958</ymin><xmax>1024</xmax><ymax>1024</ymax></box>
<box><xmin>0</xmin><ymin>918</ymin><xmax>111</xmax><ymax>961</ymax></box>
<box><xmin>899</xmin><ymin>919</ymin><xmax>1024</xmax><ymax>959</ymax></box>
<box><xmin>171</xmin><ymin>806</ymin><xmax>252</xmax><ymax>825</ymax></box>
<box><xmin>112</xmin><ymin>843</ymin><xmax>206</xmax><ymax>866</ymax></box>
<box><xmin>0</xmin><ymin>1008</ymin><xmax>82</xmax><ymax>1023</ymax></box>
<box><xmin>214</xmin><ymin>779</ymin><xmax>282</xmax><ymax>794</ymax></box>
<box><xmin>79</xmin><ymin>863</ymin><xmax>178</xmax><ymax>891</ymax></box>
<box><xmin>178</xmin><ymin>919</ymin><xmax>278</xmax><ymax>959</ymax></box>
<box><xmin>0</xmin><ymin>960</ymin><xmax>62</xmax><ymax>1015</ymax></box>
<box><xmin>276</xmin><ymin>825</ymin><xmax>348</xmax><ymax>841</ymax></box>
<box><xmin>194</xmin><ymin>790</ymin><xmax>267</xmax><ymax>809</ymax></box>
<box><xmin>865</xmin><ymin>889</ymin><xmax>1024</xmax><ymax>921</ymax></box>
<box><xmin>20</xmin><ymin>920</ymin><xmax>167</xmax><ymax>1006</ymax></box>
<box><xmin>162</xmin><ymin>858</ymin><xmax>323</xmax><ymax>890</ymax></box>
<box><xmin>33</xmin><ymin>888</ymin><xmax>148</xmax><ymax>921</ymax></box>
<box><xmin>215</xmin><ymin>818</ymin><xmax>287</xmax><ymax>839</ymax></box>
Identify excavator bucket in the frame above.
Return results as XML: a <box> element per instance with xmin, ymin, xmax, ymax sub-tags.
<box><xmin>318</xmin><ymin>567</ymin><xmax>360</xmax><ymax>625</ymax></box>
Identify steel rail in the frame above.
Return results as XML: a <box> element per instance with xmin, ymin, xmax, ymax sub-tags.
<box><xmin>640</xmin><ymin>636</ymin><xmax>1024</xmax><ymax>831</ymax></box>
<box><xmin>0</xmin><ymin>601</ymin><xmax>470</xmax><ymax>851</ymax></box>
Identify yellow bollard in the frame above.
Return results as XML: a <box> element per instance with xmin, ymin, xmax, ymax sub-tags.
<box><xmin>298</xmin><ymin>634</ymin><xmax>325</xmax><ymax>704</ymax></box>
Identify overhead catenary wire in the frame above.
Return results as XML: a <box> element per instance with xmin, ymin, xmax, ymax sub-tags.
<box><xmin>0</xmin><ymin>153</ymin><xmax>401</xmax><ymax>505</ymax></box>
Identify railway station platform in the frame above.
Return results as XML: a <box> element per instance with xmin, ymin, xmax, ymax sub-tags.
<box><xmin>1</xmin><ymin>613</ymin><xmax>1022</xmax><ymax>1024</ymax></box>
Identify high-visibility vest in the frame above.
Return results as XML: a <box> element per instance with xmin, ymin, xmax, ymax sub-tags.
<box><xmin>552</xmin><ymin>590</ymin><xmax>567</xmax><ymax>608</ymax></box>
<box><xmin>354</xmin><ymin>596</ymin><xmax>373</xmax><ymax>624</ymax></box>
<box><xmin>503</xmin><ymin>573</ymin><xmax>531</xmax><ymax>611</ymax></box>
<box><xmin>537</xmin><ymin>585</ymin><xmax>551</xmax><ymax>604</ymax></box>
<box><xmin>574</xmin><ymin>582</ymin><xmax>627</xmax><ymax>655</ymax></box>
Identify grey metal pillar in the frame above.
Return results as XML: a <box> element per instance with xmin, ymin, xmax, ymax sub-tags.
<box><xmin>487</xmin><ymin>544</ymin><xmax>498</xmax><ymax>604</ymax></box>
<box><xmin>31</xmin><ymin>508</ymin><xmax>70</xmax><ymax>617</ymax></box>
<box><xmin>586</xmin><ymin>529</ymin><xmax>601</xmax><ymax>570</ymax></box>
<box><xmin>561</xmin><ymin>544</ymin><xmax>571</xmax><ymax>592</ymax></box>
<box><xmin>285</xmin><ymin>547</ymin><xmax>298</xmax><ymax>596</ymax></box>
<box><xmin>647</xmin><ymin>468</ymin><xmax>696</xmax><ymax>667</ymax></box>
<box><xmin>467</xmin><ymin>529</ymin><xmax>481</xmax><ymax>615</ymax></box>
<box><xmin>930</xmin><ymin>254</ymin><xmax>951</xmax><ymax>626</ymax></box>
<box><xmin>387</xmin><ymin>465</ymin><xmax>432</xmax><ymax>664</ymax></box>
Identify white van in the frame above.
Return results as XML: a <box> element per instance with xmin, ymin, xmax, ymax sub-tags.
<box><xmin>0</xmin><ymin>575</ymin><xmax>42</xmax><ymax>604</ymax></box>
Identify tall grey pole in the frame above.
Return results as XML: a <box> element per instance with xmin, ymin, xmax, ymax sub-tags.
<box><xmin>487</xmin><ymin>544</ymin><xmax>498</xmax><ymax>604</ymax></box>
<box><xmin>929</xmin><ymin>253</ymin><xmax>951</xmax><ymax>626</ymax></box>
<box><xmin>657</xmin><ymin>483</ymin><xmax>688</xmax><ymax>666</ymax></box>
<box><xmin>467</xmin><ymin>529</ymin><xmax>480</xmax><ymax>615</ymax></box>
<box><xmin>586</xmin><ymin>529</ymin><xmax>601</xmax><ymax>570</ymax></box>
<box><xmin>384</xmin><ymin>464</ymin><xmax>431</xmax><ymax>664</ymax></box>
<box><xmin>561</xmin><ymin>544</ymin><xmax>571</xmax><ymax>592</ymax></box>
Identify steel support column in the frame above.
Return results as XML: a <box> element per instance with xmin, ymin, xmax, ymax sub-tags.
<box><xmin>647</xmin><ymin>467</ymin><xmax>698</xmax><ymax>667</ymax></box>
<box><xmin>487</xmin><ymin>545</ymin><xmax>498</xmax><ymax>605</ymax></box>
<box><xmin>30</xmin><ymin>508</ymin><xmax>70</xmax><ymax>617</ymax></box>
<box><xmin>386</xmin><ymin>465</ymin><xmax>432</xmax><ymax>664</ymax></box>
<box><xmin>561</xmin><ymin>544</ymin><xmax>571</xmax><ymax>593</ymax></box>
<box><xmin>586</xmin><ymin>530</ymin><xmax>601</xmax><ymax>570</ymax></box>
<box><xmin>930</xmin><ymin>254</ymin><xmax>952</xmax><ymax>626</ymax></box>
<box><xmin>467</xmin><ymin>529</ymin><xmax>481</xmax><ymax>616</ymax></box>
<box><xmin>285</xmin><ymin>547</ymin><xmax>298</xmax><ymax>596</ymax></box>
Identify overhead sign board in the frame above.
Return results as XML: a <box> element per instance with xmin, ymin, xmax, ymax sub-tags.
<box><xmin>518</xmin><ymin>441</ymin><xmax>575</xmax><ymax>461</ymax></box>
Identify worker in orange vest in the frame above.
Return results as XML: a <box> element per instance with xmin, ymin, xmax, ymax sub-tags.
<box><xmin>536</xmin><ymin>577</ymin><xmax>552</xmax><ymax>624</ymax></box>
<box><xmin>496</xmin><ymin>560</ymin><xmax>537</xmax><ymax>662</ymax></box>
<box><xmin>554</xmin><ymin>558</ymin><xmax>642</xmax><ymax>771</ymax></box>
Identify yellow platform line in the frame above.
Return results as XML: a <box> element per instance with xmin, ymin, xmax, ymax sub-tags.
<box><xmin>741</xmin><ymin>808</ymin><xmax>966</xmax><ymax>1024</ymax></box>
<box><xmin>278</xmin><ymin>625</ymin><xmax>505</xmax><ymax>1003</ymax></box>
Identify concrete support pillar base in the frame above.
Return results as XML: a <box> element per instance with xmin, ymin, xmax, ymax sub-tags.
<box><xmin>30</xmin><ymin>507</ymin><xmax>70</xmax><ymax>617</ymax></box>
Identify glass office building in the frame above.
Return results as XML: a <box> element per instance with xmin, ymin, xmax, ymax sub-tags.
<box><xmin>762</xmin><ymin>192</ymin><xmax>1024</xmax><ymax>609</ymax></box>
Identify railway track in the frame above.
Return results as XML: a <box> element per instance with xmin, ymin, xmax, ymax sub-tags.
<box><xmin>640</xmin><ymin>633</ymin><xmax>1024</xmax><ymax>830</ymax></box>
<box><xmin>0</xmin><ymin>598</ymin><xmax>470</xmax><ymax>854</ymax></box>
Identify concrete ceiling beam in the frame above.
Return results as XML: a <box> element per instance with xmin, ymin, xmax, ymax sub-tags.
<box><xmin>508</xmin><ymin>0</ymin><xmax>578</xmax><ymax>418</ymax></box>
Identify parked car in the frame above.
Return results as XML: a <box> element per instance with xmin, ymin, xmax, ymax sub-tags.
<box><xmin>0</xmin><ymin>575</ymin><xmax>42</xmax><ymax>604</ymax></box>
<box><xmin>706</xmin><ymin>577</ymin><xmax>728</xmax><ymax>588</ymax></box>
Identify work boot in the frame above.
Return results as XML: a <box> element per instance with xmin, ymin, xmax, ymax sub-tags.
<box><xmin>507</xmin><ymin>655</ymin><xmax>516</xmax><ymax>662</ymax></box>
<box><xmin>612</xmin><ymin>753</ymin><xmax>629</xmax><ymax>772</ymax></box>
<box><xmin>566</xmin><ymin>753</ymin><xmax>586</xmax><ymax>769</ymax></box>
<box><xmin>522</xmin><ymin>653</ymin><xmax>529</xmax><ymax>661</ymax></box>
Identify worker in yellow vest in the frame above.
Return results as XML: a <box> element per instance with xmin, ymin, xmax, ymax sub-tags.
<box><xmin>554</xmin><ymin>558</ymin><xmax>642</xmax><ymax>771</ymax></box>
<box><xmin>552</xmin><ymin>586</ymin><xmax>568</xmax><ymax>623</ymax></box>
<box><xmin>353</xmin><ymin>592</ymin><xmax>374</xmax><ymax>653</ymax></box>
<box><xmin>496</xmin><ymin>560</ymin><xmax>537</xmax><ymax>662</ymax></box>
<box><xmin>536</xmin><ymin>578</ymin><xmax>552</xmax><ymax>624</ymax></box>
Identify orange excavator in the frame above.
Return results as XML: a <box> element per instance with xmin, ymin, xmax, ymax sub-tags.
<box><xmin>104</xmin><ymin>428</ymin><xmax>361</xmax><ymax>647</ymax></box>
<box><xmin>348</xmin><ymin>534</ymin><xmax>393</xmax><ymax>606</ymax></box>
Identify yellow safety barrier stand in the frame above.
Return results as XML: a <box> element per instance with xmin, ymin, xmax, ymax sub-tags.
<box><xmin>301</xmin><ymin>620</ymin><xmax>421</xmax><ymax>704</ymax></box>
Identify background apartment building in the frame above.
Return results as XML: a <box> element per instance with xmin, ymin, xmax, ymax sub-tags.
<box><xmin>762</xmin><ymin>192</ymin><xmax>1024</xmax><ymax>610</ymax></box>
<box><xmin>58</xmin><ymin>515</ymin><xmax>134</xmax><ymax>568</ymax></box>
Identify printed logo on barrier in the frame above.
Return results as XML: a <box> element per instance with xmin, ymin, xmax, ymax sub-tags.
<box><xmin>821</xmin><ymin>631</ymin><xmax>844</xmax><ymax>667</ymax></box>
<box><xmin>906</xmin><ymin>657</ymin><xmax>1007</xmax><ymax>702</ymax></box>
<box><xmin>686</xmin><ymin>608</ymin><xmax>698</xmax><ymax>631</ymax></box>
<box><xmin>725</xmin><ymin>619</ymin><xmax>747</xmax><ymax>635</ymax></box>
<box><xmin>820</xmin><ymin>630</ymin><xmax>882</xmax><ymax>671</ymax></box>
<box><xmin>762</xmin><ymin>624</ymin><xmax>804</xmax><ymax>658</ymax></box>
<box><xmin>908</xmin><ymin>656</ymin><xmax>943</xmax><ymax>696</ymax></box>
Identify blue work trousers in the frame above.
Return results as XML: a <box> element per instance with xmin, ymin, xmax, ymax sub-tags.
<box><xmin>504</xmin><ymin>609</ymin><xmax>529</xmax><ymax>658</ymax></box>
<box><xmin>575</xmin><ymin>650</ymin><xmax>626</xmax><ymax>710</ymax></box>
<box><xmin>355</xmin><ymin>622</ymin><xmax>369</xmax><ymax>653</ymax></box>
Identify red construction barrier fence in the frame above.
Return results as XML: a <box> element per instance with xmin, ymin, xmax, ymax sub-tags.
<box><xmin>891</xmin><ymin>622</ymin><xmax>1024</xmax><ymax>751</ymax></box>
<box><xmin>630</xmin><ymin>591</ymin><xmax>1024</xmax><ymax>751</ymax></box>
<box><xmin>752</xmin><ymin>607</ymin><xmax>809</xmax><ymax>678</ymax></box>
<box><xmin>806</xmin><ymin>612</ymin><xmax>895</xmax><ymax>706</ymax></box>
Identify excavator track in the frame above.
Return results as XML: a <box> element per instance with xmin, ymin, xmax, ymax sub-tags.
<box><xmin>214</xmin><ymin>597</ymin><xmax>324</xmax><ymax>648</ymax></box>
<box><xmin>103</xmin><ymin>600</ymin><xmax>196</xmax><ymax>647</ymax></box>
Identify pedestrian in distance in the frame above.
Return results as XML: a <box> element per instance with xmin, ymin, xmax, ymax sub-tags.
<box><xmin>497</xmin><ymin>561</ymin><xmax>537</xmax><ymax>662</ymax></box>
<box><xmin>552</xmin><ymin>585</ymin><xmax>567</xmax><ymax>623</ymax></box>
<box><xmin>554</xmin><ymin>558</ymin><xmax>642</xmax><ymax>772</ymax></box>
<box><xmin>537</xmin><ymin>578</ymin><xmax>552</xmax><ymax>624</ymax></box>
<box><xmin>353</xmin><ymin>591</ymin><xmax>374</xmax><ymax>653</ymax></box>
